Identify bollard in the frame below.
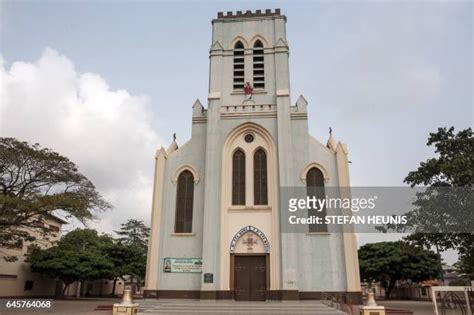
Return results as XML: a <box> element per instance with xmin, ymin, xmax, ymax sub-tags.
<box><xmin>112</xmin><ymin>289</ymin><xmax>139</xmax><ymax>315</ymax></box>
<box><xmin>366</xmin><ymin>292</ymin><xmax>377</xmax><ymax>306</ymax></box>
<box><xmin>122</xmin><ymin>289</ymin><xmax>133</xmax><ymax>304</ymax></box>
<box><xmin>360</xmin><ymin>291</ymin><xmax>385</xmax><ymax>315</ymax></box>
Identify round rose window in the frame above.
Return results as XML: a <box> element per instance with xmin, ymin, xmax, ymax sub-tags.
<box><xmin>244</xmin><ymin>134</ymin><xmax>255</xmax><ymax>143</ymax></box>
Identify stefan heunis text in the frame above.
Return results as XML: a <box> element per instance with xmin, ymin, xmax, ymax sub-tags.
<box><xmin>289</xmin><ymin>215</ymin><xmax>408</xmax><ymax>225</ymax></box>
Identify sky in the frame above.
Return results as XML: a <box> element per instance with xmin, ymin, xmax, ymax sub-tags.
<box><xmin>0</xmin><ymin>1</ymin><xmax>472</xmax><ymax>264</ymax></box>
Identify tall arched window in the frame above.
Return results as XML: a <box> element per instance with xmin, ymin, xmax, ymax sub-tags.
<box><xmin>306</xmin><ymin>167</ymin><xmax>327</xmax><ymax>232</ymax></box>
<box><xmin>232</xmin><ymin>149</ymin><xmax>246</xmax><ymax>205</ymax></box>
<box><xmin>254</xmin><ymin>149</ymin><xmax>268</xmax><ymax>205</ymax></box>
<box><xmin>253</xmin><ymin>40</ymin><xmax>265</xmax><ymax>89</ymax></box>
<box><xmin>175</xmin><ymin>170</ymin><xmax>194</xmax><ymax>233</ymax></box>
<box><xmin>233</xmin><ymin>41</ymin><xmax>245</xmax><ymax>90</ymax></box>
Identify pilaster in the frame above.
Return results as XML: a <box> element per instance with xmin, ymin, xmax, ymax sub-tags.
<box><xmin>274</xmin><ymin>38</ymin><xmax>297</xmax><ymax>291</ymax></box>
<box><xmin>145</xmin><ymin>148</ymin><xmax>168</xmax><ymax>291</ymax></box>
<box><xmin>200</xmin><ymin>97</ymin><xmax>222</xmax><ymax>292</ymax></box>
<box><xmin>335</xmin><ymin>143</ymin><xmax>362</xmax><ymax>292</ymax></box>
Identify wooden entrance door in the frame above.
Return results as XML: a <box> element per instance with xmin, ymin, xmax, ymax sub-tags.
<box><xmin>234</xmin><ymin>255</ymin><xmax>267</xmax><ymax>301</ymax></box>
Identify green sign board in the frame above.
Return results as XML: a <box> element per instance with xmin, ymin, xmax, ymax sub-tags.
<box><xmin>163</xmin><ymin>258</ymin><xmax>202</xmax><ymax>273</ymax></box>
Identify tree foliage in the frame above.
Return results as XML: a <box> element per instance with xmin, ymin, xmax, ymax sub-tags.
<box><xmin>454</xmin><ymin>247</ymin><xmax>474</xmax><ymax>280</ymax></box>
<box><xmin>28</xmin><ymin>229</ymin><xmax>114</xmax><ymax>294</ymax></box>
<box><xmin>404</xmin><ymin>127</ymin><xmax>473</xmax><ymax>187</ymax></box>
<box><xmin>28</xmin><ymin>220</ymin><xmax>150</xmax><ymax>296</ymax></box>
<box><xmin>385</xmin><ymin>127</ymin><xmax>473</xmax><ymax>270</ymax></box>
<box><xmin>359</xmin><ymin>241</ymin><xmax>439</xmax><ymax>299</ymax></box>
<box><xmin>0</xmin><ymin>138</ymin><xmax>111</xmax><ymax>260</ymax></box>
<box><xmin>104</xmin><ymin>241</ymin><xmax>147</xmax><ymax>295</ymax></box>
<box><xmin>115</xmin><ymin>219</ymin><xmax>150</xmax><ymax>250</ymax></box>
<box><xmin>110</xmin><ymin>219</ymin><xmax>149</xmax><ymax>295</ymax></box>
<box><xmin>105</xmin><ymin>242</ymin><xmax>146</xmax><ymax>279</ymax></box>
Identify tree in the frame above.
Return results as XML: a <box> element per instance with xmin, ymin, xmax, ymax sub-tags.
<box><xmin>382</xmin><ymin>127</ymin><xmax>473</xmax><ymax>277</ymax></box>
<box><xmin>454</xmin><ymin>247</ymin><xmax>474</xmax><ymax>280</ymax></box>
<box><xmin>110</xmin><ymin>219</ymin><xmax>150</xmax><ymax>295</ymax></box>
<box><xmin>28</xmin><ymin>229</ymin><xmax>114</xmax><ymax>294</ymax></box>
<box><xmin>105</xmin><ymin>242</ymin><xmax>147</xmax><ymax>296</ymax></box>
<box><xmin>28</xmin><ymin>226</ymin><xmax>149</xmax><ymax>296</ymax></box>
<box><xmin>402</xmin><ymin>127</ymin><xmax>473</xmax><ymax>254</ymax></box>
<box><xmin>359</xmin><ymin>241</ymin><xmax>439</xmax><ymax>299</ymax></box>
<box><xmin>115</xmin><ymin>219</ymin><xmax>150</xmax><ymax>249</ymax></box>
<box><xmin>405</xmin><ymin>127</ymin><xmax>473</xmax><ymax>187</ymax></box>
<box><xmin>0</xmin><ymin>138</ymin><xmax>111</xmax><ymax>261</ymax></box>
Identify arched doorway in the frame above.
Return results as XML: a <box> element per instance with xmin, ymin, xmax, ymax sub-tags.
<box><xmin>230</xmin><ymin>226</ymin><xmax>270</xmax><ymax>301</ymax></box>
<box><xmin>219</xmin><ymin>122</ymin><xmax>280</xmax><ymax>296</ymax></box>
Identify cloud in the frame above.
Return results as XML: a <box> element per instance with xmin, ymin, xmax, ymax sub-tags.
<box><xmin>0</xmin><ymin>48</ymin><xmax>161</xmax><ymax>233</ymax></box>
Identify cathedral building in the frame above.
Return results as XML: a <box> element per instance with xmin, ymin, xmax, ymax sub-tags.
<box><xmin>144</xmin><ymin>9</ymin><xmax>361</xmax><ymax>301</ymax></box>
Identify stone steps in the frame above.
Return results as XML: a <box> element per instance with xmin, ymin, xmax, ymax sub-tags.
<box><xmin>141</xmin><ymin>311</ymin><xmax>344</xmax><ymax>314</ymax></box>
<box><xmin>137</xmin><ymin>299</ymin><xmax>348</xmax><ymax>314</ymax></box>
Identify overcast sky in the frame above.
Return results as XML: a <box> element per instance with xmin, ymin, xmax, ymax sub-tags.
<box><xmin>0</xmin><ymin>1</ymin><xmax>472</xmax><ymax>263</ymax></box>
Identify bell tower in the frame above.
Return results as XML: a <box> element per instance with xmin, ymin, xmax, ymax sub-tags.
<box><xmin>209</xmin><ymin>9</ymin><xmax>290</xmax><ymax>106</ymax></box>
<box><xmin>201</xmin><ymin>9</ymin><xmax>295</xmax><ymax>296</ymax></box>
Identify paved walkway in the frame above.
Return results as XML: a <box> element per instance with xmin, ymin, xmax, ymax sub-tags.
<box><xmin>1</xmin><ymin>298</ymin><xmax>445</xmax><ymax>315</ymax></box>
<box><xmin>1</xmin><ymin>298</ymin><xmax>347</xmax><ymax>315</ymax></box>
<box><xmin>138</xmin><ymin>299</ymin><xmax>347</xmax><ymax>314</ymax></box>
<box><xmin>1</xmin><ymin>298</ymin><xmax>119</xmax><ymax>315</ymax></box>
<box><xmin>378</xmin><ymin>300</ymin><xmax>437</xmax><ymax>315</ymax></box>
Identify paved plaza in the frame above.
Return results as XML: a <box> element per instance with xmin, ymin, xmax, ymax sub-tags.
<box><xmin>1</xmin><ymin>298</ymin><xmax>443</xmax><ymax>315</ymax></box>
<box><xmin>1</xmin><ymin>298</ymin><xmax>346</xmax><ymax>315</ymax></box>
<box><xmin>1</xmin><ymin>298</ymin><xmax>118</xmax><ymax>315</ymax></box>
<box><xmin>379</xmin><ymin>300</ymin><xmax>438</xmax><ymax>315</ymax></box>
<box><xmin>138</xmin><ymin>299</ymin><xmax>347</xmax><ymax>314</ymax></box>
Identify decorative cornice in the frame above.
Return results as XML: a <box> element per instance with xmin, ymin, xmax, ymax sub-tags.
<box><xmin>290</xmin><ymin>113</ymin><xmax>308</xmax><ymax>120</ymax></box>
<box><xmin>276</xmin><ymin>89</ymin><xmax>290</xmax><ymax>96</ymax></box>
<box><xmin>220</xmin><ymin>103</ymin><xmax>277</xmax><ymax>119</ymax></box>
<box><xmin>208</xmin><ymin>92</ymin><xmax>221</xmax><ymax>100</ymax></box>
<box><xmin>221</xmin><ymin>112</ymin><xmax>277</xmax><ymax>119</ymax></box>
<box><xmin>192</xmin><ymin>117</ymin><xmax>207</xmax><ymax>124</ymax></box>
<box><xmin>217</xmin><ymin>9</ymin><xmax>282</xmax><ymax>19</ymax></box>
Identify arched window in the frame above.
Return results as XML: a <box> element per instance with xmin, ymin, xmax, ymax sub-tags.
<box><xmin>253</xmin><ymin>40</ymin><xmax>265</xmax><ymax>89</ymax></box>
<box><xmin>232</xmin><ymin>149</ymin><xmax>246</xmax><ymax>205</ymax></box>
<box><xmin>233</xmin><ymin>41</ymin><xmax>245</xmax><ymax>90</ymax></box>
<box><xmin>175</xmin><ymin>170</ymin><xmax>194</xmax><ymax>233</ymax></box>
<box><xmin>254</xmin><ymin>149</ymin><xmax>268</xmax><ymax>205</ymax></box>
<box><xmin>306</xmin><ymin>167</ymin><xmax>327</xmax><ymax>232</ymax></box>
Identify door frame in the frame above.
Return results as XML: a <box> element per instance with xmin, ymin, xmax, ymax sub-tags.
<box><xmin>230</xmin><ymin>253</ymin><xmax>270</xmax><ymax>298</ymax></box>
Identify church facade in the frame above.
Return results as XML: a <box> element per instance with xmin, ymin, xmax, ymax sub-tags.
<box><xmin>144</xmin><ymin>9</ymin><xmax>361</xmax><ymax>301</ymax></box>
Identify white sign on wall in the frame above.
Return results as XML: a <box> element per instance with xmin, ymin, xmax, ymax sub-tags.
<box><xmin>163</xmin><ymin>258</ymin><xmax>202</xmax><ymax>273</ymax></box>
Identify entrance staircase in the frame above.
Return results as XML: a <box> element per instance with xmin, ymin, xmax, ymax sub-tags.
<box><xmin>138</xmin><ymin>299</ymin><xmax>348</xmax><ymax>314</ymax></box>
